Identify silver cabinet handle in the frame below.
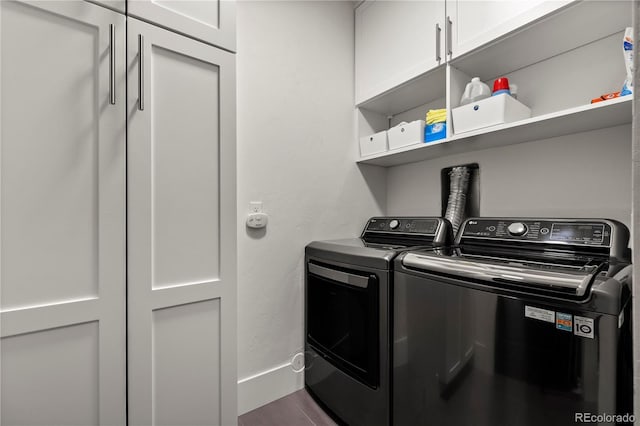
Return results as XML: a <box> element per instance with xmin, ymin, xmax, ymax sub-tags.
<box><xmin>435</xmin><ymin>23</ymin><xmax>442</xmax><ymax>63</ymax></box>
<box><xmin>109</xmin><ymin>24</ymin><xmax>116</xmax><ymax>105</ymax></box>
<box><xmin>446</xmin><ymin>16</ymin><xmax>453</xmax><ymax>57</ymax></box>
<box><xmin>308</xmin><ymin>263</ymin><xmax>370</xmax><ymax>289</ymax></box>
<box><xmin>138</xmin><ymin>34</ymin><xmax>144</xmax><ymax>111</ymax></box>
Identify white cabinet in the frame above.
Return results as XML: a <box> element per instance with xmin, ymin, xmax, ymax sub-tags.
<box><xmin>355</xmin><ymin>0</ymin><xmax>445</xmax><ymax>104</ymax></box>
<box><xmin>355</xmin><ymin>0</ymin><xmax>572</xmax><ymax>104</ymax></box>
<box><xmin>126</xmin><ymin>17</ymin><xmax>237</xmax><ymax>426</ymax></box>
<box><xmin>446</xmin><ymin>0</ymin><xmax>572</xmax><ymax>59</ymax></box>
<box><xmin>1</xmin><ymin>3</ymin><xmax>237</xmax><ymax>425</ymax></box>
<box><xmin>87</xmin><ymin>0</ymin><xmax>126</xmax><ymax>13</ymax></box>
<box><xmin>128</xmin><ymin>0</ymin><xmax>236</xmax><ymax>51</ymax></box>
<box><xmin>355</xmin><ymin>0</ymin><xmax>632</xmax><ymax>166</ymax></box>
<box><xmin>0</xmin><ymin>1</ymin><xmax>126</xmax><ymax>424</ymax></box>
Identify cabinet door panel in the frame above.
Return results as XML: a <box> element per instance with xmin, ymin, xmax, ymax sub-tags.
<box><xmin>448</xmin><ymin>0</ymin><xmax>573</xmax><ymax>59</ymax></box>
<box><xmin>128</xmin><ymin>0</ymin><xmax>236</xmax><ymax>51</ymax></box>
<box><xmin>151</xmin><ymin>46</ymin><xmax>220</xmax><ymax>288</ymax></box>
<box><xmin>2</xmin><ymin>323</ymin><xmax>100</xmax><ymax>426</ymax></box>
<box><xmin>127</xmin><ymin>17</ymin><xmax>237</xmax><ymax>426</ymax></box>
<box><xmin>355</xmin><ymin>0</ymin><xmax>445</xmax><ymax>104</ymax></box>
<box><xmin>152</xmin><ymin>300</ymin><xmax>221</xmax><ymax>426</ymax></box>
<box><xmin>0</xmin><ymin>1</ymin><xmax>126</xmax><ymax>424</ymax></box>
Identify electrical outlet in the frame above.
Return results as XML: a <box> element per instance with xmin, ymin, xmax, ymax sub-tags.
<box><xmin>249</xmin><ymin>201</ymin><xmax>263</xmax><ymax>213</ymax></box>
<box><xmin>246</xmin><ymin>212</ymin><xmax>268</xmax><ymax>229</ymax></box>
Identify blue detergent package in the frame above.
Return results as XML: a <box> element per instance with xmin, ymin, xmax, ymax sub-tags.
<box><xmin>425</xmin><ymin>122</ymin><xmax>446</xmax><ymax>142</ymax></box>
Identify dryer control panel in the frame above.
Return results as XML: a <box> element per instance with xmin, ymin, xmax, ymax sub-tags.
<box><xmin>365</xmin><ymin>217</ymin><xmax>440</xmax><ymax>235</ymax></box>
<box><xmin>363</xmin><ymin>217</ymin><xmax>453</xmax><ymax>247</ymax></box>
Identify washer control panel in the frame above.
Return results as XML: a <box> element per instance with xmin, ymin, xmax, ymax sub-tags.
<box><xmin>460</xmin><ymin>219</ymin><xmax>612</xmax><ymax>246</ymax></box>
<box><xmin>365</xmin><ymin>217</ymin><xmax>440</xmax><ymax>235</ymax></box>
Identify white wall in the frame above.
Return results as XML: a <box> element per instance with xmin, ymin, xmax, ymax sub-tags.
<box><xmin>237</xmin><ymin>2</ymin><xmax>633</xmax><ymax>417</ymax></box>
<box><xmin>387</xmin><ymin>124</ymin><xmax>632</xmax><ymax>228</ymax></box>
<box><xmin>236</xmin><ymin>0</ymin><xmax>386</xmax><ymax>414</ymax></box>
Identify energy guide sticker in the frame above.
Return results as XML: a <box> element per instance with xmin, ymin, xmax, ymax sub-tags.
<box><xmin>524</xmin><ymin>306</ymin><xmax>555</xmax><ymax>323</ymax></box>
<box><xmin>556</xmin><ymin>313</ymin><xmax>573</xmax><ymax>332</ymax></box>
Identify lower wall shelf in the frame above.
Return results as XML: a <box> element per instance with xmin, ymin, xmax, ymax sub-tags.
<box><xmin>357</xmin><ymin>96</ymin><xmax>632</xmax><ymax>167</ymax></box>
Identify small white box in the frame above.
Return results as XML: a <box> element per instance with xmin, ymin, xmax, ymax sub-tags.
<box><xmin>452</xmin><ymin>94</ymin><xmax>531</xmax><ymax>134</ymax></box>
<box><xmin>359</xmin><ymin>130</ymin><xmax>388</xmax><ymax>157</ymax></box>
<box><xmin>388</xmin><ymin>120</ymin><xmax>425</xmax><ymax>150</ymax></box>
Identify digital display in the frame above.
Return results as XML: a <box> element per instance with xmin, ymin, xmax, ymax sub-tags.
<box><xmin>411</xmin><ymin>220</ymin><xmax>438</xmax><ymax>234</ymax></box>
<box><xmin>550</xmin><ymin>223</ymin><xmax>605</xmax><ymax>243</ymax></box>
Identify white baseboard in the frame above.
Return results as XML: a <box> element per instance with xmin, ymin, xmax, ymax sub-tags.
<box><xmin>237</xmin><ymin>362</ymin><xmax>304</xmax><ymax>415</ymax></box>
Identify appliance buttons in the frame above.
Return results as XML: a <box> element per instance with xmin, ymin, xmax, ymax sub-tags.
<box><xmin>540</xmin><ymin>228</ymin><xmax>550</xmax><ymax>235</ymax></box>
<box><xmin>389</xmin><ymin>219</ymin><xmax>400</xmax><ymax>230</ymax></box>
<box><xmin>507</xmin><ymin>222</ymin><xmax>528</xmax><ymax>236</ymax></box>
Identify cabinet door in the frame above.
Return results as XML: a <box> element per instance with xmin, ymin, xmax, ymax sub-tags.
<box><xmin>128</xmin><ymin>0</ymin><xmax>236</xmax><ymax>51</ymax></box>
<box><xmin>0</xmin><ymin>1</ymin><xmax>126</xmax><ymax>425</ymax></box>
<box><xmin>447</xmin><ymin>0</ymin><xmax>573</xmax><ymax>59</ymax></box>
<box><xmin>127</xmin><ymin>17</ymin><xmax>237</xmax><ymax>426</ymax></box>
<box><xmin>355</xmin><ymin>0</ymin><xmax>445</xmax><ymax>104</ymax></box>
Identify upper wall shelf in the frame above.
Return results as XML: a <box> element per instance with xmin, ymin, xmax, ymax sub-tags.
<box><xmin>356</xmin><ymin>66</ymin><xmax>446</xmax><ymax>116</ymax></box>
<box><xmin>357</xmin><ymin>96</ymin><xmax>631</xmax><ymax>167</ymax></box>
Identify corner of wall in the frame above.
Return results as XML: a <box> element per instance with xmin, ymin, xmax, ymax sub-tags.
<box><xmin>237</xmin><ymin>362</ymin><xmax>304</xmax><ymax>415</ymax></box>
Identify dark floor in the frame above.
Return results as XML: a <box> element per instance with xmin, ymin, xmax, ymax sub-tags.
<box><xmin>239</xmin><ymin>389</ymin><xmax>338</xmax><ymax>426</ymax></box>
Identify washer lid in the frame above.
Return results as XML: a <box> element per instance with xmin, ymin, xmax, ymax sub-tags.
<box><xmin>402</xmin><ymin>251</ymin><xmax>598</xmax><ymax>298</ymax></box>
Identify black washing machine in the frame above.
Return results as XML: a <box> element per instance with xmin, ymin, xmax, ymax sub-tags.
<box><xmin>393</xmin><ymin>217</ymin><xmax>633</xmax><ymax>426</ymax></box>
<box><xmin>304</xmin><ymin>217</ymin><xmax>453</xmax><ymax>426</ymax></box>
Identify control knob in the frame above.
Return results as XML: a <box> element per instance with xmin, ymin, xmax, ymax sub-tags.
<box><xmin>389</xmin><ymin>219</ymin><xmax>400</xmax><ymax>230</ymax></box>
<box><xmin>507</xmin><ymin>222</ymin><xmax>528</xmax><ymax>236</ymax></box>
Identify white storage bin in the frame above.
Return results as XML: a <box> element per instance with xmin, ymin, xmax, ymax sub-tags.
<box><xmin>359</xmin><ymin>130</ymin><xmax>388</xmax><ymax>156</ymax></box>
<box><xmin>452</xmin><ymin>94</ymin><xmax>531</xmax><ymax>134</ymax></box>
<box><xmin>388</xmin><ymin>120</ymin><xmax>425</xmax><ymax>150</ymax></box>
